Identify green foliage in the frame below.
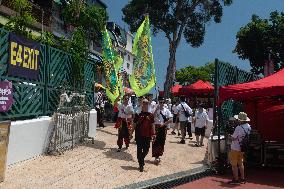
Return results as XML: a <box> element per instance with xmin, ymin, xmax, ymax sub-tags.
<box><xmin>122</xmin><ymin>0</ymin><xmax>232</xmax><ymax>96</ymax></box>
<box><xmin>4</xmin><ymin>0</ymin><xmax>35</xmax><ymax>37</ymax></box>
<box><xmin>62</xmin><ymin>27</ymin><xmax>89</xmax><ymax>85</ymax></box>
<box><xmin>176</xmin><ymin>62</ymin><xmax>215</xmax><ymax>85</ymax></box>
<box><xmin>62</xmin><ymin>0</ymin><xmax>108</xmax><ymax>41</ymax></box>
<box><xmin>122</xmin><ymin>0</ymin><xmax>232</xmax><ymax>47</ymax></box>
<box><xmin>234</xmin><ymin>11</ymin><xmax>284</xmax><ymax>75</ymax></box>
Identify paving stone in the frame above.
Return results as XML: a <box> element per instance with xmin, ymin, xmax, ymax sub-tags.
<box><xmin>0</xmin><ymin>123</ymin><xmax>207</xmax><ymax>189</ymax></box>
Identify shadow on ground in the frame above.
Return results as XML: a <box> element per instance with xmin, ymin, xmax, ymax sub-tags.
<box><xmin>121</xmin><ymin>165</ymin><xmax>139</xmax><ymax>171</ymax></box>
<box><xmin>80</xmin><ymin>140</ymin><xmax>106</xmax><ymax>150</ymax></box>
<box><xmin>103</xmin><ymin>148</ymin><xmax>134</xmax><ymax>162</ymax></box>
<box><xmin>97</xmin><ymin>128</ymin><xmax>118</xmax><ymax>136</ymax></box>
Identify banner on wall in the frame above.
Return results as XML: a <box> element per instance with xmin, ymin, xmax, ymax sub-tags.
<box><xmin>8</xmin><ymin>33</ymin><xmax>41</xmax><ymax>80</ymax></box>
<box><xmin>0</xmin><ymin>81</ymin><xmax>13</xmax><ymax>112</ymax></box>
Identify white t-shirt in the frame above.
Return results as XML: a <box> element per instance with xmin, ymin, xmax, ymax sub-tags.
<box><xmin>148</xmin><ymin>101</ymin><xmax>157</xmax><ymax>113</ymax></box>
<box><xmin>118</xmin><ymin>103</ymin><xmax>133</xmax><ymax>119</ymax></box>
<box><xmin>194</xmin><ymin>110</ymin><xmax>209</xmax><ymax>128</ymax></box>
<box><xmin>154</xmin><ymin>107</ymin><xmax>173</xmax><ymax>125</ymax></box>
<box><xmin>231</xmin><ymin>123</ymin><xmax>251</xmax><ymax>151</ymax></box>
<box><xmin>177</xmin><ymin>102</ymin><xmax>192</xmax><ymax>122</ymax></box>
<box><xmin>172</xmin><ymin>105</ymin><xmax>178</xmax><ymax>114</ymax></box>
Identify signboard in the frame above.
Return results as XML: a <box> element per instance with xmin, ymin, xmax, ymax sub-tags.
<box><xmin>0</xmin><ymin>81</ymin><xmax>13</xmax><ymax>112</ymax></box>
<box><xmin>0</xmin><ymin>121</ymin><xmax>11</xmax><ymax>182</ymax></box>
<box><xmin>8</xmin><ymin>33</ymin><xmax>41</xmax><ymax>80</ymax></box>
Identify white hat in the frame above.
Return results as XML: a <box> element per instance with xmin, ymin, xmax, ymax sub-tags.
<box><xmin>234</xmin><ymin>112</ymin><xmax>250</xmax><ymax>122</ymax></box>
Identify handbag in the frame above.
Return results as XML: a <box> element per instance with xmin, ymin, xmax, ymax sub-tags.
<box><xmin>181</xmin><ymin>103</ymin><xmax>190</xmax><ymax>118</ymax></box>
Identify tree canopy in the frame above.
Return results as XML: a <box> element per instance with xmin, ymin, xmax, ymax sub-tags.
<box><xmin>122</xmin><ymin>0</ymin><xmax>232</xmax><ymax>97</ymax></box>
<box><xmin>175</xmin><ymin>62</ymin><xmax>215</xmax><ymax>85</ymax></box>
<box><xmin>234</xmin><ymin>11</ymin><xmax>284</xmax><ymax>75</ymax></box>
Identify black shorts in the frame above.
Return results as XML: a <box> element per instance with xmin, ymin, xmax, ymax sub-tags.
<box><xmin>173</xmin><ymin>114</ymin><xmax>179</xmax><ymax>123</ymax></box>
<box><xmin>195</xmin><ymin>127</ymin><xmax>205</xmax><ymax>136</ymax></box>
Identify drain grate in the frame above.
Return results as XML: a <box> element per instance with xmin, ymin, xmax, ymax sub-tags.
<box><xmin>144</xmin><ymin>168</ymin><xmax>215</xmax><ymax>189</ymax></box>
<box><xmin>117</xmin><ymin>166</ymin><xmax>215</xmax><ymax>189</ymax></box>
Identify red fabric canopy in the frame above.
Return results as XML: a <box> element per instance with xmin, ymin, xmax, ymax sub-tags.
<box><xmin>171</xmin><ymin>84</ymin><xmax>182</xmax><ymax>96</ymax></box>
<box><xmin>218</xmin><ymin>69</ymin><xmax>284</xmax><ymax>105</ymax></box>
<box><xmin>179</xmin><ymin>80</ymin><xmax>214</xmax><ymax>95</ymax></box>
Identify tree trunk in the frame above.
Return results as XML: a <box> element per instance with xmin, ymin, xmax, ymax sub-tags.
<box><xmin>163</xmin><ymin>45</ymin><xmax>177</xmax><ymax>98</ymax></box>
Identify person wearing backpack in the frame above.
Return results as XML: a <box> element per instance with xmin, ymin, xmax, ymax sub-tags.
<box><xmin>177</xmin><ymin>96</ymin><xmax>192</xmax><ymax>144</ymax></box>
<box><xmin>228</xmin><ymin>112</ymin><xmax>251</xmax><ymax>185</ymax></box>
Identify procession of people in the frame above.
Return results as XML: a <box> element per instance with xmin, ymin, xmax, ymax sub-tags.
<box><xmin>94</xmin><ymin>82</ymin><xmax>214</xmax><ymax>172</ymax></box>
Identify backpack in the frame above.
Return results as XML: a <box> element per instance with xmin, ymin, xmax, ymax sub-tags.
<box><xmin>181</xmin><ymin>103</ymin><xmax>190</xmax><ymax>118</ymax></box>
<box><xmin>240</xmin><ymin>126</ymin><xmax>250</xmax><ymax>152</ymax></box>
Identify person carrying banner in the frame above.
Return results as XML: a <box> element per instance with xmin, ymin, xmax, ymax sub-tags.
<box><xmin>133</xmin><ymin>98</ymin><xmax>155</xmax><ymax>172</ymax></box>
<box><xmin>114</xmin><ymin>94</ymin><xmax>134</xmax><ymax>152</ymax></box>
<box><xmin>152</xmin><ymin>96</ymin><xmax>172</xmax><ymax>165</ymax></box>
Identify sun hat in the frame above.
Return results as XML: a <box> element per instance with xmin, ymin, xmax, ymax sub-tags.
<box><xmin>234</xmin><ymin>112</ymin><xmax>250</xmax><ymax>122</ymax></box>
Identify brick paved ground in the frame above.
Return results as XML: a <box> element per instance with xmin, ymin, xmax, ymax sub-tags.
<box><xmin>0</xmin><ymin>123</ymin><xmax>207</xmax><ymax>189</ymax></box>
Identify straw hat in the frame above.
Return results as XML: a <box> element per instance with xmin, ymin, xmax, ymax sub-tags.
<box><xmin>234</xmin><ymin>112</ymin><xmax>250</xmax><ymax>122</ymax></box>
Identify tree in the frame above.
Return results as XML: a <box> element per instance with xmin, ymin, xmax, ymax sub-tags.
<box><xmin>122</xmin><ymin>0</ymin><xmax>232</xmax><ymax>97</ymax></box>
<box><xmin>176</xmin><ymin>62</ymin><xmax>215</xmax><ymax>85</ymax></box>
<box><xmin>234</xmin><ymin>11</ymin><xmax>284</xmax><ymax>75</ymax></box>
<box><xmin>62</xmin><ymin>0</ymin><xmax>108</xmax><ymax>44</ymax></box>
<box><xmin>4</xmin><ymin>0</ymin><xmax>35</xmax><ymax>38</ymax></box>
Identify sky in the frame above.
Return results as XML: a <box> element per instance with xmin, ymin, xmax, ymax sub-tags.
<box><xmin>103</xmin><ymin>0</ymin><xmax>284</xmax><ymax>89</ymax></box>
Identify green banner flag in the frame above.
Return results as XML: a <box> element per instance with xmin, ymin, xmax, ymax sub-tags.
<box><xmin>129</xmin><ymin>15</ymin><xmax>156</xmax><ymax>97</ymax></box>
<box><xmin>102</xmin><ymin>27</ymin><xmax>122</xmax><ymax>104</ymax></box>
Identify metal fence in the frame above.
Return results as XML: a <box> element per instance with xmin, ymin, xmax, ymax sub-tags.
<box><xmin>213</xmin><ymin>59</ymin><xmax>261</xmax><ymax>133</ymax></box>
<box><xmin>0</xmin><ymin>28</ymin><xmax>95</xmax><ymax>121</ymax></box>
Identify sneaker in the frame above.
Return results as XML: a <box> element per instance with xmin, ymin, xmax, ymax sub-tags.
<box><xmin>228</xmin><ymin>180</ymin><xmax>240</xmax><ymax>185</ymax></box>
<box><xmin>178</xmin><ymin>133</ymin><xmax>181</xmax><ymax>136</ymax></box>
<box><xmin>125</xmin><ymin>145</ymin><xmax>129</xmax><ymax>149</ymax></box>
<box><xmin>194</xmin><ymin>143</ymin><xmax>199</xmax><ymax>147</ymax></box>
<box><xmin>200</xmin><ymin>144</ymin><xmax>204</xmax><ymax>146</ymax></box>
<box><xmin>179</xmin><ymin>140</ymin><xmax>185</xmax><ymax>144</ymax></box>
<box><xmin>240</xmin><ymin>179</ymin><xmax>246</xmax><ymax>184</ymax></box>
<box><xmin>117</xmin><ymin>148</ymin><xmax>121</xmax><ymax>152</ymax></box>
<box><xmin>171</xmin><ymin>131</ymin><xmax>176</xmax><ymax>135</ymax></box>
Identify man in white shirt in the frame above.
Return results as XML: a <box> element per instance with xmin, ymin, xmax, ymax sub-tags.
<box><xmin>177</xmin><ymin>96</ymin><xmax>192</xmax><ymax>144</ymax></box>
<box><xmin>171</xmin><ymin>101</ymin><xmax>181</xmax><ymax>135</ymax></box>
<box><xmin>193</xmin><ymin>103</ymin><xmax>209</xmax><ymax>146</ymax></box>
<box><xmin>228</xmin><ymin>112</ymin><xmax>251</xmax><ymax>185</ymax></box>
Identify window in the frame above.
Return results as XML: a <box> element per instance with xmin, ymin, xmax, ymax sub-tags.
<box><xmin>127</xmin><ymin>63</ymin><xmax>130</xmax><ymax>69</ymax></box>
<box><xmin>128</xmin><ymin>55</ymin><xmax>130</xmax><ymax>61</ymax></box>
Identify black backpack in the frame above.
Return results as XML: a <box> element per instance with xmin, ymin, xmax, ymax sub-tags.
<box><xmin>240</xmin><ymin>126</ymin><xmax>250</xmax><ymax>152</ymax></box>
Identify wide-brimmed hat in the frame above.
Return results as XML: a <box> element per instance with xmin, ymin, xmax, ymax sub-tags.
<box><xmin>234</xmin><ymin>112</ymin><xmax>250</xmax><ymax>122</ymax></box>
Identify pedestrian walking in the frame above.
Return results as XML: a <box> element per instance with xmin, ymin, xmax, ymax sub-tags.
<box><xmin>228</xmin><ymin>112</ymin><xmax>251</xmax><ymax>185</ymax></box>
<box><xmin>146</xmin><ymin>94</ymin><xmax>157</xmax><ymax>113</ymax></box>
<box><xmin>171</xmin><ymin>100</ymin><xmax>181</xmax><ymax>135</ymax></box>
<box><xmin>193</xmin><ymin>103</ymin><xmax>209</xmax><ymax>146</ymax></box>
<box><xmin>152</xmin><ymin>96</ymin><xmax>172</xmax><ymax>165</ymax></box>
<box><xmin>133</xmin><ymin>98</ymin><xmax>155</xmax><ymax>172</ymax></box>
<box><xmin>94</xmin><ymin>84</ymin><xmax>105</xmax><ymax>128</ymax></box>
<box><xmin>177</xmin><ymin>96</ymin><xmax>192</xmax><ymax>144</ymax></box>
<box><xmin>114</xmin><ymin>94</ymin><xmax>134</xmax><ymax>152</ymax></box>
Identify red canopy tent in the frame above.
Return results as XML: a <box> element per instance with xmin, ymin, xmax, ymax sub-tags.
<box><xmin>171</xmin><ymin>84</ymin><xmax>182</xmax><ymax>96</ymax></box>
<box><xmin>218</xmin><ymin>68</ymin><xmax>284</xmax><ymax>105</ymax></box>
<box><xmin>179</xmin><ymin>80</ymin><xmax>214</xmax><ymax>96</ymax></box>
<box><xmin>218</xmin><ymin>68</ymin><xmax>284</xmax><ymax>141</ymax></box>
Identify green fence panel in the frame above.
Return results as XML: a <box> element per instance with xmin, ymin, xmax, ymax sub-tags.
<box><xmin>0</xmin><ymin>29</ymin><xmax>97</xmax><ymax>120</ymax></box>
<box><xmin>216</xmin><ymin>61</ymin><xmax>260</xmax><ymax>132</ymax></box>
